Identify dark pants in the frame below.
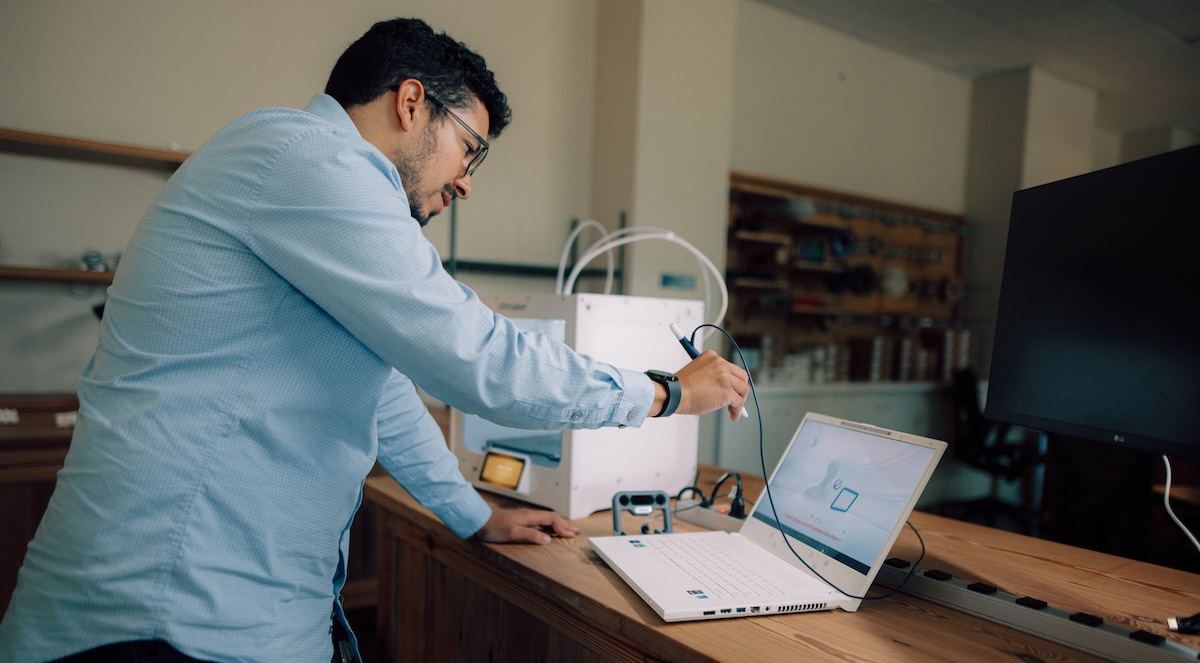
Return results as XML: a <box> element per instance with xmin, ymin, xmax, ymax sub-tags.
<box><xmin>51</xmin><ymin>640</ymin><xmax>211</xmax><ymax>662</ymax></box>
<box><xmin>49</xmin><ymin>615</ymin><xmax>352</xmax><ymax>662</ymax></box>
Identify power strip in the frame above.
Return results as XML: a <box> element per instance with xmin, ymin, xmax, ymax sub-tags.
<box><xmin>674</xmin><ymin>499</ymin><xmax>745</xmax><ymax>533</ymax></box>
<box><xmin>875</xmin><ymin>560</ymin><xmax>1200</xmax><ymax>662</ymax></box>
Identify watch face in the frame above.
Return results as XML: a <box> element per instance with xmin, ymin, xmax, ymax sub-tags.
<box><xmin>647</xmin><ymin>369</ymin><xmax>677</xmax><ymax>382</ymax></box>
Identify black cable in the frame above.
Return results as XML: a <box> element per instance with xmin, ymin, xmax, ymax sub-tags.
<box><xmin>640</xmin><ymin>514</ymin><xmax>666</xmax><ymax>535</ymax></box>
<box><xmin>710</xmin><ymin>472</ymin><xmax>740</xmax><ymax>498</ymax></box>
<box><xmin>675</xmin><ymin>485</ymin><xmax>709</xmax><ymax>506</ymax></box>
<box><xmin>635</xmin><ymin>486</ymin><xmax>713</xmax><ymax>535</ymax></box>
<box><xmin>1169</xmin><ymin>611</ymin><xmax>1200</xmax><ymax>634</ymax></box>
<box><xmin>691</xmin><ymin>323</ymin><xmax>927</xmax><ymax>602</ymax></box>
<box><xmin>669</xmin><ymin>485</ymin><xmax>709</xmax><ymax>526</ymax></box>
<box><xmin>711</xmin><ymin>471</ymin><xmax>745</xmax><ymax>518</ymax></box>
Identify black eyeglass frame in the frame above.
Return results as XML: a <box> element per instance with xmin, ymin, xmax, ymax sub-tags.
<box><xmin>426</xmin><ymin>95</ymin><xmax>489</xmax><ymax>177</ymax></box>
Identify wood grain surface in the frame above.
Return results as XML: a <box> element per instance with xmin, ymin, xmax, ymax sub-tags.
<box><xmin>367</xmin><ymin>466</ymin><xmax>1200</xmax><ymax>662</ymax></box>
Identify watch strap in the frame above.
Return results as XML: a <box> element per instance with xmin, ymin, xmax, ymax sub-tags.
<box><xmin>646</xmin><ymin>370</ymin><xmax>681</xmax><ymax>418</ymax></box>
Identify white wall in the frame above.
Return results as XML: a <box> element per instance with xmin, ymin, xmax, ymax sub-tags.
<box><xmin>624</xmin><ymin>0</ymin><xmax>738</xmax><ymax>305</ymax></box>
<box><xmin>4</xmin><ymin>0</ymin><xmax>1137</xmax><ymax>406</ymax></box>
<box><xmin>1121</xmin><ymin>126</ymin><xmax>1198</xmax><ymax>163</ymax></box>
<box><xmin>0</xmin><ymin>0</ymin><xmax>984</xmax><ymax>468</ymax></box>
<box><xmin>0</xmin><ymin>1</ymin><xmax>599</xmax><ymax>267</ymax></box>
<box><xmin>731</xmin><ymin>1</ymin><xmax>972</xmax><ymax>214</ymax></box>
<box><xmin>0</xmin><ymin>0</ymin><xmax>601</xmax><ymax>392</ymax></box>
<box><xmin>1021</xmin><ymin>68</ymin><xmax>1097</xmax><ymax>190</ymax></box>
<box><xmin>1092</xmin><ymin>128</ymin><xmax>1122</xmax><ymax>171</ymax></box>
<box><xmin>962</xmin><ymin>67</ymin><xmax>1099</xmax><ymax>377</ymax></box>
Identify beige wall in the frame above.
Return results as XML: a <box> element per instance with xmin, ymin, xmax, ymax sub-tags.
<box><xmin>1021</xmin><ymin>68</ymin><xmax>1097</xmax><ymax>190</ymax></box>
<box><xmin>0</xmin><ymin>0</ymin><xmax>600</xmax><ymax>267</ymax></box>
<box><xmin>3</xmin><ymin>0</ymin><xmax>1158</xmax><ymax>397</ymax></box>
<box><xmin>625</xmin><ymin>0</ymin><xmax>738</xmax><ymax>305</ymax></box>
<box><xmin>1121</xmin><ymin>126</ymin><xmax>1198</xmax><ymax>163</ymax></box>
<box><xmin>0</xmin><ymin>0</ymin><xmax>602</xmax><ymax>391</ymax></box>
<box><xmin>961</xmin><ymin>67</ymin><xmax>1100</xmax><ymax>376</ymax></box>
<box><xmin>731</xmin><ymin>1</ymin><xmax>972</xmax><ymax>214</ymax></box>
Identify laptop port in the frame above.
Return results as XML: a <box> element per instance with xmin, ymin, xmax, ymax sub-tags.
<box><xmin>736</xmin><ymin>608</ymin><xmax>746</xmax><ymax>613</ymax></box>
<box><xmin>703</xmin><ymin>610</ymin><xmax>715</xmax><ymax>616</ymax></box>
<box><xmin>720</xmin><ymin>609</ymin><xmax>732</xmax><ymax>614</ymax></box>
<box><xmin>750</xmin><ymin>607</ymin><xmax>760</xmax><ymax>613</ymax></box>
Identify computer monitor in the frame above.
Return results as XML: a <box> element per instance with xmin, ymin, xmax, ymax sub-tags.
<box><xmin>985</xmin><ymin>144</ymin><xmax>1200</xmax><ymax>461</ymax></box>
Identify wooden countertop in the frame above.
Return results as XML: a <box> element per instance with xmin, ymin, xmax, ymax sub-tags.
<box><xmin>365</xmin><ymin>465</ymin><xmax>1200</xmax><ymax>662</ymax></box>
<box><xmin>0</xmin><ymin>393</ymin><xmax>77</xmax><ymax>483</ymax></box>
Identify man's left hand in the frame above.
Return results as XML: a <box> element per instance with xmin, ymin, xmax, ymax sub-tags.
<box><xmin>474</xmin><ymin>507</ymin><xmax>581</xmax><ymax>544</ymax></box>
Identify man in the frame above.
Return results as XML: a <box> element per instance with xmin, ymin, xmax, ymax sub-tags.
<box><xmin>0</xmin><ymin>17</ymin><xmax>748</xmax><ymax>663</ymax></box>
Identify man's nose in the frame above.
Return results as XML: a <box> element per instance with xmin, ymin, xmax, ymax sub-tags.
<box><xmin>453</xmin><ymin>173</ymin><xmax>472</xmax><ymax>199</ymax></box>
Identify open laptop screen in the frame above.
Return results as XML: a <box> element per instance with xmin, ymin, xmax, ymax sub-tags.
<box><xmin>751</xmin><ymin>418</ymin><xmax>939</xmax><ymax>574</ymax></box>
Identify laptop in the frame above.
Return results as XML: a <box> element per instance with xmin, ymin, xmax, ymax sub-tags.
<box><xmin>590</xmin><ymin>411</ymin><xmax>946</xmax><ymax>622</ymax></box>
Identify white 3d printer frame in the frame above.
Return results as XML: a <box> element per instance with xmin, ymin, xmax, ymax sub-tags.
<box><xmin>449</xmin><ymin>293</ymin><xmax>704</xmax><ymax>519</ymax></box>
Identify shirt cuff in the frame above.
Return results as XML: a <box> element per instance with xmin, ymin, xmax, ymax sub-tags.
<box><xmin>447</xmin><ymin>489</ymin><xmax>494</xmax><ymax>539</ymax></box>
<box><xmin>613</xmin><ymin>366</ymin><xmax>656</xmax><ymax>428</ymax></box>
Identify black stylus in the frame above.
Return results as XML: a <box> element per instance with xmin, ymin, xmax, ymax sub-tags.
<box><xmin>669</xmin><ymin>323</ymin><xmax>750</xmax><ymax>420</ymax></box>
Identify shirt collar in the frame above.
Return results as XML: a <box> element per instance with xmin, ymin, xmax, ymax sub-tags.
<box><xmin>304</xmin><ymin>93</ymin><xmax>361</xmax><ymax>136</ymax></box>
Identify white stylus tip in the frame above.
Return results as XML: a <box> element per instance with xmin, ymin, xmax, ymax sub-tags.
<box><xmin>669</xmin><ymin>322</ymin><xmax>685</xmax><ymax>340</ymax></box>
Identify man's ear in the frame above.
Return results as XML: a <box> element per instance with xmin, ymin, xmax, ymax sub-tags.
<box><xmin>394</xmin><ymin>79</ymin><xmax>426</xmax><ymax>133</ymax></box>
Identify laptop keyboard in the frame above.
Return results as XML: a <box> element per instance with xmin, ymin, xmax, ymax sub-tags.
<box><xmin>647</xmin><ymin>537</ymin><xmax>785</xmax><ymax>599</ymax></box>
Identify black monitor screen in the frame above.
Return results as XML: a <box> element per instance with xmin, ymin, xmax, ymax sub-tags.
<box><xmin>985</xmin><ymin>144</ymin><xmax>1200</xmax><ymax>460</ymax></box>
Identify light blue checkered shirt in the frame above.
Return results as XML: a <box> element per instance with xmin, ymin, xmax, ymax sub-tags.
<box><xmin>0</xmin><ymin>94</ymin><xmax>654</xmax><ymax>663</ymax></box>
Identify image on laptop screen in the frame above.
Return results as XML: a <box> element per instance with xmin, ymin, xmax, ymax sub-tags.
<box><xmin>751</xmin><ymin>418</ymin><xmax>939</xmax><ymax>574</ymax></box>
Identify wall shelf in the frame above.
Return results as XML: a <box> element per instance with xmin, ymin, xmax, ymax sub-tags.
<box><xmin>0</xmin><ymin>265</ymin><xmax>114</xmax><ymax>286</ymax></box>
<box><xmin>726</xmin><ymin>172</ymin><xmax>968</xmax><ymax>383</ymax></box>
<box><xmin>443</xmin><ymin>259</ymin><xmax>613</xmax><ymax>281</ymax></box>
<box><xmin>0</xmin><ymin>128</ymin><xmax>189</xmax><ymax>288</ymax></box>
<box><xmin>444</xmin><ymin>206</ymin><xmax>628</xmax><ymax>292</ymax></box>
<box><xmin>0</xmin><ymin>127</ymin><xmax>188</xmax><ymax>172</ymax></box>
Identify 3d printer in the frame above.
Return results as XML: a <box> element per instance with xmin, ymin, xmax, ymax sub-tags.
<box><xmin>449</xmin><ymin>292</ymin><xmax>704</xmax><ymax>519</ymax></box>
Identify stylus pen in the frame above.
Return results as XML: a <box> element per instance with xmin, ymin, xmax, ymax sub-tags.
<box><xmin>669</xmin><ymin>323</ymin><xmax>750</xmax><ymax>420</ymax></box>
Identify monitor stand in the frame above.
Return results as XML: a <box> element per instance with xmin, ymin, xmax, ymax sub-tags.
<box><xmin>1042</xmin><ymin>434</ymin><xmax>1154</xmax><ymax>561</ymax></box>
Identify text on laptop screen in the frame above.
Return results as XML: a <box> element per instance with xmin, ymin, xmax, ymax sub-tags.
<box><xmin>752</xmin><ymin>419</ymin><xmax>938</xmax><ymax>574</ymax></box>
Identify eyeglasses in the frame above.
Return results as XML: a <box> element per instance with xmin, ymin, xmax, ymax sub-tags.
<box><xmin>427</xmin><ymin>95</ymin><xmax>489</xmax><ymax>178</ymax></box>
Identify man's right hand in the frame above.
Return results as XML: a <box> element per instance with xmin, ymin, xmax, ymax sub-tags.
<box><xmin>672</xmin><ymin>350</ymin><xmax>749</xmax><ymax>421</ymax></box>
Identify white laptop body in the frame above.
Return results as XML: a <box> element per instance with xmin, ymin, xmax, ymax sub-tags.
<box><xmin>591</xmin><ymin>412</ymin><xmax>946</xmax><ymax>622</ymax></box>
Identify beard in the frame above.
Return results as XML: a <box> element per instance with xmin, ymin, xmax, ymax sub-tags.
<box><xmin>393</xmin><ymin>124</ymin><xmax>444</xmax><ymax>227</ymax></box>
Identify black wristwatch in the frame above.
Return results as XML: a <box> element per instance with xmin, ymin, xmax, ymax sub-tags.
<box><xmin>645</xmin><ymin>370</ymin><xmax>681</xmax><ymax>418</ymax></box>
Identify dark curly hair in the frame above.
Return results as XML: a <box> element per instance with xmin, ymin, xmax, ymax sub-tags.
<box><xmin>325</xmin><ymin>18</ymin><xmax>511</xmax><ymax>139</ymax></box>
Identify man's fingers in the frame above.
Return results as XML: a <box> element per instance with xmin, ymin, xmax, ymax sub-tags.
<box><xmin>477</xmin><ymin>508</ymin><xmax>580</xmax><ymax>544</ymax></box>
<box><xmin>516</xmin><ymin>526</ymin><xmax>553</xmax><ymax>545</ymax></box>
